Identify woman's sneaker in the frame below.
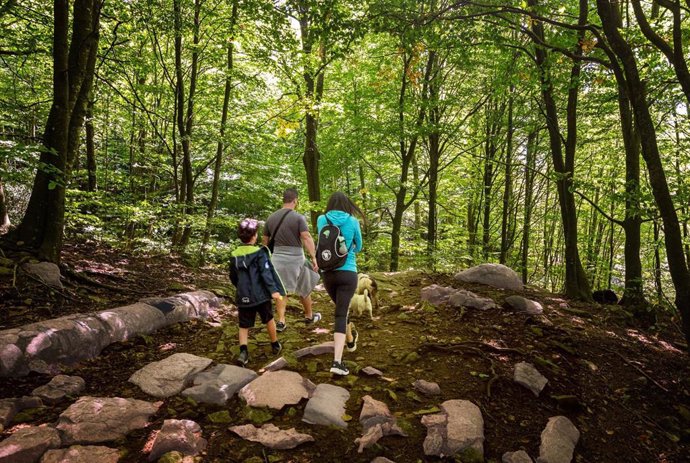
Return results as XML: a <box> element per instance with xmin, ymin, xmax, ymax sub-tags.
<box><xmin>305</xmin><ymin>312</ymin><xmax>322</xmax><ymax>324</ymax></box>
<box><xmin>237</xmin><ymin>350</ymin><xmax>249</xmax><ymax>366</ymax></box>
<box><xmin>271</xmin><ymin>341</ymin><xmax>282</xmax><ymax>355</ymax></box>
<box><xmin>329</xmin><ymin>360</ymin><xmax>349</xmax><ymax>376</ymax></box>
<box><xmin>276</xmin><ymin>321</ymin><xmax>287</xmax><ymax>332</ymax></box>
<box><xmin>346</xmin><ymin>328</ymin><xmax>358</xmax><ymax>352</ymax></box>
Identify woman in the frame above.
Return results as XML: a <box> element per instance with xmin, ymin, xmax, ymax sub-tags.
<box><xmin>316</xmin><ymin>191</ymin><xmax>363</xmax><ymax>376</ymax></box>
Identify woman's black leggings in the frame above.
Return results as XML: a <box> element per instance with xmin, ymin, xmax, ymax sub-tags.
<box><xmin>322</xmin><ymin>270</ymin><xmax>357</xmax><ymax>334</ymax></box>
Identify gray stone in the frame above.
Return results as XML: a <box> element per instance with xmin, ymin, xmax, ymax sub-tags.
<box><xmin>422</xmin><ymin>399</ymin><xmax>484</xmax><ymax>458</ymax></box>
<box><xmin>514</xmin><ymin>362</ymin><xmax>548</xmax><ymax>397</ymax></box>
<box><xmin>302</xmin><ymin>383</ymin><xmax>350</xmax><ymax>428</ymax></box>
<box><xmin>129</xmin><ymin>353</ymin><xmax>213</xmax><ymax>398</ymax></box>
<box><xmin>537</xmin><ymin>416</ymin><xmax>580</xmax><ymax>463</ymax></box>
<box><xmin>148</xmin><ymin>419</ymin><xmax>207</xmax><ymax>461</ymax></box>
<box><xmin>455</xmin><ymin>263</ymin><xmax>523</xmax><ymax>290</ymax></box>
<box><xmin>40</xmin><ymin>446</ymin><xmax>120</xmax><ymax>463</ymax></box>
<box><xmin>355</xmin><ymin>395</ymin><xmax>406</xmax><ymax>453</ymax></box>
<box><xmin>240</xmin><ymin>370</ymin><xmax>315</xmax><ymax>409</ymax></box>
<box><xmin>448</xmin><ymin>290</ymin><xmax>497</xmax><ymax>310</ymax></box>
<box><xmin>0</xmin><ymin>396</ymin><xmax>43</xmax><ymax>431</ymax></box>
<box><xmin>505</xmin><ymin>296</ymin><xmax>544</xmax><ymax>315</ymax></box>
<box><xmin>56</xmin><ymin>396</ymin><xmax>162</xmax><ymax>444</ymax></box>
<box><xmin>420</xmin><ymin>285</ymin><xmax>458</xmax><ymax>306</ymax></box>
<box><xmin>229</xmin><ymin>423</ymin><xmax>314</xmax><ymax>449</ymax></box>
<box><xmin>22</xmin><ymin>262</ymin><xmax>63</xmax><ymax>289</ymax></box>
<box><xmin>259</xmin><ymin>357</ymin><xmax>288</xmax><ymax>373</ymax></box>
<box><xmin>412</xmin><ymin>379</ymin><xmax>441</xmax><ymax>396</ymax></box>
<box><xmin>32</xmin><ymin>375</ymin><xmax>85</xmax><ymax>404</ymax></box>
<box><xmin>181</xmin><ymin>364</ymin><xmax>257</xmax><ymax>405</ymax></box>
<box><xmin>361</xmin><ymin>366</ymin><xmax>383</xmax><ymax>376</ymax></box>
<box><xmin>503</xmin><ymin>450</ymin><xmax>534</xmax><ymax>463</ymax></box>
<box><xmin>293</xmin><ymin>342</ymin><xmax>334</xmax><ymax>358</ymax></box>
<box><xmin>0</xmin><ymin>425</ymin><xmax>61</xmax><ymax>463</ymax></box>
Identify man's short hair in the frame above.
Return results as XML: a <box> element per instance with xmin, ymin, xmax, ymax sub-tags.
<box><xmin>283</xmin><ymin>188</ymin><xmax>299</xmax><ymax>204</ymax></box>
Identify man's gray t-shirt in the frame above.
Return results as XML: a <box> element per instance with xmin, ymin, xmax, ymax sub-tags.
<box><xmin>263</xmin><ymin>208</ymin><xmax>308</xmax><ymax>248</ymax></box>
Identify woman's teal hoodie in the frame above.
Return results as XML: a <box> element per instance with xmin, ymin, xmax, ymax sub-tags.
<box><xmin>316</xmin><ymin>210</ymin><xmax>362</xmax><ymax>272</ymax></box>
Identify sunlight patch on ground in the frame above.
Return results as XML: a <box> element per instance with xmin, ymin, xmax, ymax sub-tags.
<box><xmin>142</xmin><ymin>429</ymin><xmax>159</xmax><ymax>454</ymax></box>
<box><xmin>626</xmin><ymin>329</ymin><xmax>654</xmax><ymax>346</ymax></box>
<box><xmin>159</xmin><ymin>343</ymin><xmax>177</xmax><ymax>352</ymax></box>
<box><xmin>312</xmin><ymin>328</ymin><xmax>329</xmax><ymax>335</ymax></box>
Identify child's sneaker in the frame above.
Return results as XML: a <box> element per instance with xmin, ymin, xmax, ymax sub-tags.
<box><xmin>237</xmin><ymin>349</ymin><xmax>249</xmax><ymax>366</ymax></box>
<box><xmin>276</xmin><ymin>321</ymin><xmax>287</xmax><ymax>332</ymax></box>
<box><xmin>346</xmin><ymin>328</ymin><xmax>358</xmax><ymax>352</ymax></box>
<box><xmin>305</xmin><ymin>312</ymin><xmax>322</xmax><ymax>324</ymax></box>
<box><xmin>329</xmin><ymin>360</ymin><xmax>349</xmax><ymax>376</ymax></box>
<box><xmin>271</xmin><ymin>341</ymin><xmax>282</xmax><ymax>355</ymax></box>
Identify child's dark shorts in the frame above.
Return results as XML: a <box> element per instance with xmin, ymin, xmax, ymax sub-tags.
<box><xmin>238</xmin><ymin>300</ymin><xmax>274</xmax><ymax>328</ymax></box>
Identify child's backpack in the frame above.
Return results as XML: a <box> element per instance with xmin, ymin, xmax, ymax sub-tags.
<box><xmin>316</xmin><ymin>216</ymin><xmax>349</xmax><ymax>271</ymax></box>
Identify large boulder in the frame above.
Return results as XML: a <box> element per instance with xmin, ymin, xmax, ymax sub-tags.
<box><xmin>21</xmin><ymin>262</ymin><xmax>63</xmax><ymax>289</ymax></box>
<box><xmin>505</xmin><ymin>295</ymin><xmax>544</xmax><ymax>315</ymax></box>
<box><xmin>455</xmin><ymin>263</ymin><xmax>523</xmax><ymax>291</ymax></box>
<box><xmin>448</xmin><ymin>290</ymin><xmax>497</xmax><ymax>310</ymax></box>
<box><xmin>0</xmin><ymin>291</ymin><xmax>219</xmax><ymax>378</ymax></box>
<box><xmin>302</xmin><ymin>384</ymin><xmax>350</xmax><ymax>428</ymax></box>
<box><xmin>537</xmin><ymin>416</ymin><xmax>580</xmax><ymax>463</ymax></box>
<box><xmin>0</xmin><ymin>425</ymin><xmax>61</xmax><ymax>463</ymax></box>
<box><xmin>129</xmin><ymin>353</ymin><xmax>213</xmax><ymax>398</ymax></box>
<box><xmin>32</xmin><ymin>375</ymin><xmax>85</xmax><ymax>404</ymax></box>
<box><xmin>239</xmin><ymin>371</ymin><xmax>315</xmax><ymax>410</ymax></box>
<box><xmin>56</xmin><ymin>396</ymin><xmax>162</xmax><ymax>444</ymax></box>
<box><xmin>181</xmin><ymin>364</ymin><xmax>257</xmax><ymax>405</ymax></box>
<box><xmin>422</xmin><ymin>399</ymin><xmax>484</xmax><ymax>459</ymax></box>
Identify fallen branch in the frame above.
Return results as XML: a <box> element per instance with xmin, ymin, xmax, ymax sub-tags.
<box><xmin>602</xmin><ymin>347</ymin><xmax>669</xmax><ymax>393</ymax></box>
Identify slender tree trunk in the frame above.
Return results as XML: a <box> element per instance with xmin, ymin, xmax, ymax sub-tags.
<box><xmin>529</xmin><ymin>0</ymin><xmax>591</xmax><ymax>300</ymax></box>
<box><xmin>653</xmin><ymin>220</ymin><xmax>663</xmax><ymax>302</ymax></box>
<box><xmin>598</xmin><ymin>0</ymin><xmax>690</xmax><ymax>347</ymax></box>
<box><xmin>482</xmin><ymin>102</ymin><xmax>495</xmax><ymax>261</ymax></box>
<box><xmin>0</xmin><ymin>179</ymin><xmax>10</xmax><ymax>234</ymax></box>
<box><xmin>201</xmin><ymin>0</ymin><xmax>238</xmax><ymax>259</ymax></box>
<box><xmin>500</xmin><ymin>85</ymin><xmax>514</xmax><ymax>264</ymax></box>
<box><xmin>521</xmin><ymin>130</ymin><xmax>537</xmax><ymax>284</ymax></box>
<box><xmin>85</xmin><ymin>93</ymin><xmax>97</xmax><ymax>191</ymax></box>
<box><xmin>12</xmin><ymin>0</ymin><xmax>100</xmax><ymax>263</ymax></box>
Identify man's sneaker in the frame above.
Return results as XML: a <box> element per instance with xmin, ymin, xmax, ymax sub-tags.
<box><xmin>237</xmin><ymin>349</ymin><xmax>249</xmax><ymax>366</ymax></box>
<box><xmin>330</xmin><ymin>360</ymin><xmax>349</xmax><ymax>376</ymax></box>
<box><xmin>271</xmin><ymin>341</ymin><xmax>282</xmax><ymax>355</ymax></box>
<box><xmin>346</xmin><ymin>328</ymin><xmax>358</xmax><ymax>352</ymax></box>
<box><xmin>276</xmin><ymin>321</ymin><xmax>286</xmax><ymax>332</ymax></box>
<box><xmin>305</xmin><ymin>312</ymin><xmax>322</xmax><ymax>324</ymax></box>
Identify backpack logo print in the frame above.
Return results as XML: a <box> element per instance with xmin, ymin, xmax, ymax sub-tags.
<box><xmin>321</xmin><ymin>250</ymin><xmax>332</xmax><ymax>261</ymax></box>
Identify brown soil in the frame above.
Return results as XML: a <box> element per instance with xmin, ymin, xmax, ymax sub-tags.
<box><xmin>1</xmin><ymin>242</ymin><xmax>689</xmax><ymax>462</ymax></box>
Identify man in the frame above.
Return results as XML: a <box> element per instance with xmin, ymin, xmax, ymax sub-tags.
<box><xmin>262</xmin><ymin>188</ymin><xmax>320</xmax><ymax>332</ymax></box>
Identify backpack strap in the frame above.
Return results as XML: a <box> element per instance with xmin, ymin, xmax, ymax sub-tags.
<box><xmin>268</xmin><ymin>209</ymin><xmax>292</xmax><ymax>249</ymax></box>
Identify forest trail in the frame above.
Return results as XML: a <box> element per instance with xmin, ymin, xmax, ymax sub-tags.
<box><xmin>0</xmin><ymin>243</ymin><xmax>689</xmax><ymax>462</ymax></box>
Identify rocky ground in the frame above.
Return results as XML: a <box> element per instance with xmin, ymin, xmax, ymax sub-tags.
<box><xmin>1</xmin><ymin>241</ymin><xmax>689</xmax><ymax>462</ymax></box>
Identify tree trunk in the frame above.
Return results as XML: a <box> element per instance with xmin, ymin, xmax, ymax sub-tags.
<box><xmin>201</xmin><ymin>0</ymin><xmax>237</xmax><ymax>259</ymax></box>
<box><xmin>598</xmin><ymin>0</ymin><xmax>690</xmax><ymax>347</ymax></box>
<box><xmin>521</xmin><ymin>129</ymin><xmax>537</xmax><ymax>284</ymax></box>
<box><xmin>85</xmin><ymin>93</ymin><xmax>97</xmax><ymax>191</ymax></box>
<box><xmin>0</xmin><ymin>179</ymin><xmax>10</xmax><ymax>234</ymax></box>
<box><xmin>12</xmin><ymin>0</ymin><xmax>101</xmax><ymax>263</ymax></box>
<box><xmin>529</xmin><ymin>0</ymin><xmax>591</xmax><ymax>300</ymax></box>
<box><xmin>500</xmin><ymin>85</ymin><xmax>514</xmax><ymax>264</ymax></box>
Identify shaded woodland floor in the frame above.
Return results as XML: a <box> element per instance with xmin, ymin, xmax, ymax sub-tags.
<box><xmin>1</xmin><ymin>241</ymin><xmax>689</xmax><ymax>462</ymax></box>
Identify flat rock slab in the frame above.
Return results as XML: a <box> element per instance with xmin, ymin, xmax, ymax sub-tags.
<box><xmin>32</xmin><ymin>375</ymin><xmax>85</xmax><ymax>404</ymax></box>
<box><xmin>412</xmin><ymin>379</ymin><xmax>441</xmax><ymax>396</ymax></box>
<box><xmin>56</xmin><ymin>396</ymin><xmax>162</xmax><ymax>444</ymax></box>
<box><xmin>260</xmin><ymin>357</ymin><xmax>288</xmax><ymax>373</ymax></box>
<box><xmin>505</xmin><ymin>295</ymin><xmax>544</xmax><ymax>315</ymax></box>
<box><xmin>181</xmin><ymin>364</ymin><xmax>257</xmax><ymax>405</ymax></box>
<box><xmin>355</xmin><ymin>395</ymin><xmax>406</xmax><ymax>453</ymax></box>
<box><xmin>448</xmin><ymin>289</ymin><xmax>496</xmax><ymax>310</ymax></box>
<box><xmin>361</xmin><ymin>366</ymin><xmax>383</xmax><ymax>376</ymax></box>
<box><xmin>293</xmin><ymin>342</ymin><xmax>334</xmax><ymax>359</ymax></box>
<box><xmin>229</xmin><ymin>423</ymin><xmax>314</xmax><ymax>449</ymax></box>
<box><xmin>422</xmin><ymin>399</ymin><xmax>484</xmax><ymax>459</ymax></box>
<box><xmin>0</xmin><ymin>396</ymin><xmax>42</xmax><ymax>431</ymax></box>
<box><xmin>148</xmin><ymin>419</ymin><xmax>207</xmax><ymax>461</ymax></box>
<box><xmin>129</xmin><ymin>353</ymin><xmax>213</xmax><ymax>398</ymax></box>
<box><xmin>40</xmin><ymin>446</ymin><xmax>121</xmax><ymax>463</ymax></box>
<box><xmin>455</xmin><ymin>263</ymin><xmax>523</xmax><ymax>291</ymax></box>
<box><xmin>514</xmin><ymin>362</ymin><xmax>548</xmax><ymax>397</ymax></box>
<box><xmin>503</xmin><ymin>450</ymin><xmax>534</xmax><ymax>463</ymax></box>
<box><xmin>537</xmin><ymin>416</ymin><xmax>580</xmax><ymax>463</ymax></box>
<box><xmin>239</xmin><ymin>370</ymin><xmax>315</xmax><ymax>410</ymax></box>
<box><xmin>0</xmin><ymin>425</ymin><xmax>61</xmax><ymax>463</ymax></box>
<box><xmin>0</xmin><ymin>291</ymin><xmax>219</xmax><ymax>377</ymax></box>
<box><xmin>302</xmin><ymin>383</ymin><xmax>350</xmax><ymax>428</ymax></box>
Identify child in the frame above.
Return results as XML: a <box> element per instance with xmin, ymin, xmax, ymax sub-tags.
<box><xmin>229</xmin><ymin>218</ymin><xmax>286</xmax><ymax>366</ymax></box>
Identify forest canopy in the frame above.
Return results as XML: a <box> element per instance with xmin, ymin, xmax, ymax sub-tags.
<box><xmin>2</xmin><ymin>0</ymin><xmax>690</xmax><ymax>346</ymax></box>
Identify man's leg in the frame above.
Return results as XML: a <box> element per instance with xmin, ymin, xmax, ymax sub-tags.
<box><xmin>300</xmin><ymin>294</ymin><xmax>313</xmax><ymax>319</ymax></box>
